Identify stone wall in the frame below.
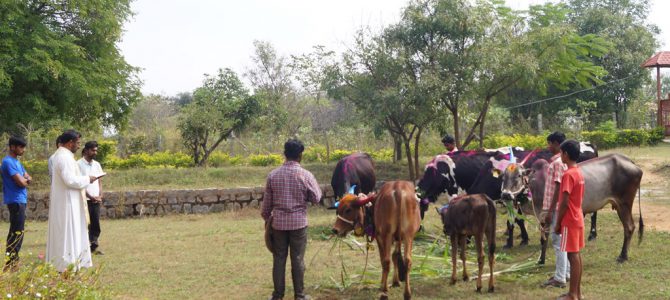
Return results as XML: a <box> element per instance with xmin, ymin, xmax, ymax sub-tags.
<box><xmin>0</xmin><ymin>184</ymin><xmax>339</xmax><ymax>221</ymax></box>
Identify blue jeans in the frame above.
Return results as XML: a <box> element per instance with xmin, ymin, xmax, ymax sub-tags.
<box><xmin>551</xmin><ymin>213</ymin><xmax>570</xmax><ymax>282</ymax></box>
<box><xmin>5</xmin><ymin>203</ymin><xmax>26</xmax><ymax>266</ymax></box>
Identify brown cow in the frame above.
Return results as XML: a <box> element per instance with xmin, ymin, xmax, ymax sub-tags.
<box><xmin>438</xmin><ymin>194</ymin><xmax>496</xmax><ymax>293</ymax></box>
<box><xmin>332</xmin><ymin>181</ymin><xmax>420</xmax><ymax>300</ymax></box>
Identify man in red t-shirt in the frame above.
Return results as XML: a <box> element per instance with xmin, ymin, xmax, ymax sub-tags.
<box><xmin>554</xmin><ymin>140</ymin><xmax>585</xmax><ymax>300</ymax></box>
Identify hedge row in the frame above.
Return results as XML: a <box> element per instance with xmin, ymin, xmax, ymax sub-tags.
<box><xmin>484</xmin><ymin>127</ymin><xmax>665</xmax><ymax>150</ymax></box>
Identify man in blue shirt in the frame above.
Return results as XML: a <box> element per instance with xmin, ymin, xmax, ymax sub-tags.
<box><xmin>2</xmin><ymin>136</ymin><xmax>31</xmax><ymax>271</ymax></box>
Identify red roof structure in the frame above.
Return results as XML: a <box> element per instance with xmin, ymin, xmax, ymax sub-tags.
<box><xmin>641</xmin><ymin>51</ymin><xmax>670</xmax><ymax>68</ymax></box>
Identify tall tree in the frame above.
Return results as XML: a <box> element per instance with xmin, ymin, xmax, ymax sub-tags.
<box><xmin>0</xmin><ymin>0</ymin><xmax>142</xmax><ymax>133</ymax></box>
<box><xmin>394</xmin><ymin>0</ymin><xmax>609</xmax><ymax>148</ymax></box>
<box><xmin>178</xmin><ymin>69</ymin><xmax>259</xmax><ymax>166</ymax></box>
<box><xmin>333</xmin><ymin>30</ymin><xmax>437</xmax><ymax>180</ymax></box>
<box><xmin>567</xmin><ymin>0</ymin><xmax>659</xmax><ymax>127</ymax></box>
<box><xmin>245</xmin><ymin>40</ymin><xmax>307</xmax><ymax>137</ymax></box>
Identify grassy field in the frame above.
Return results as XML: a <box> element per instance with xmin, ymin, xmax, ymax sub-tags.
<box><xmin>3</xmin><ymin>143</ymin><xmax>669</xmax><ymax>299</ymax></box>
<box><xmin>6</xmin><ymin>207</ymin><xmax>670</xmax><ymax>299</ymax></box>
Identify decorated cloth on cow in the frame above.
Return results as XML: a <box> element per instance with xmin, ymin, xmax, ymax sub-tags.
<box><xmin>542</xmin><ymin>153</ymin><xmax>567</xmax><ymax>211</ymax></box>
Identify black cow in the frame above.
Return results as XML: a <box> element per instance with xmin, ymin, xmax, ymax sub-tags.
<box><xmin>330</xmin><ymin>153</ymin><xmax>376</xmax><ymax>204</ymax></box>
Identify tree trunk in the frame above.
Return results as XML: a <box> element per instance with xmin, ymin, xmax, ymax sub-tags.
<box><xmin>413</xmin><ymin>126</ymin><xmax>423</xmax><ymax>180</ymax></box>
<box><xmin>403</xmin><ymin>137</ymin><xmax>415</xmax><ymax>181</ymax></box>
<box><xmin>479</xmin><ymin>103</ymin><xmax>489</xmax><ymax>149</ymax></box>
<box><xmin>452</xmin><ymin>109</ymin><xmax>461</xmax><ymax>148</ymax></box>
<box><xmin>324</xmin><ymin>131</ymin><xmax>331</xmax><ymax>161</ymax></box>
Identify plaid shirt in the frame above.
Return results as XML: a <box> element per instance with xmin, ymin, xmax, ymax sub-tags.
<box><xmin>261</xmin><ymin>161</ymin><xmax>322</xmax><ymax>231</ymax></box>
<box><xmin>542</xmin><ymin>153</ymin><xmax>567</xmax><ymax>211</ymax></box>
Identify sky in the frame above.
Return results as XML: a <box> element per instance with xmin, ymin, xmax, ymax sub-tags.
<box><xmin>118</xmin><ymin>0</ymin><xmax>670</xmax><ymax>96</ymax></box>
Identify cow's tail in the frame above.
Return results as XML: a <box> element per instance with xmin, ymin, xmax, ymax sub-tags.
<box><xmin>638</xmin><ymin>187</ymin><xmax>644</xmax><ymax>245</ymax></box>
<box><xmin>396</xmin><ymin>188</ymin><xmax>407</xmax><ymax>282</ymax></box>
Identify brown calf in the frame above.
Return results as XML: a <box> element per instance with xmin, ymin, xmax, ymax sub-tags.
<box><xmin>438</xmin><ymin>194</ymin><xmax>496</xmax><ymax>293</ymax></box>
<box><xmin>332</xmin><ymin>181</ymin><xmax>421</xmax><ymax>300</ymax></box>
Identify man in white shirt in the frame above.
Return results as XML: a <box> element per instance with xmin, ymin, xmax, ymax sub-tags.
<box><xmin>78</xmin><ymin>141</ymin><xmax>105</xmax><ymax>255</ymax></box>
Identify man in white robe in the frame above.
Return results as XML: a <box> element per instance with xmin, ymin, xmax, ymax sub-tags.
<box><xmin>47</xmin><ymin>130</ymin><xmax>99</xmax><ymax>272</ymax></box>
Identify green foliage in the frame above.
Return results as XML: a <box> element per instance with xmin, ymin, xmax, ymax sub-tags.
<box><xmin>104</xmin><ymin>152</ymin><xmax>193</xmax><ymax>169</ymax></box>
<box><xmin>484</xmin><ymin>134</ymin><xmax>547</xmax><ymax>150</ymax></box>
<box><xmin>0</xmin><ymin>0</ymin><xmax>141</xmax><ymax>132</ymax></box>
<box><xmin>96</xmin><ymin>140</ymin><xmax>117</xmax><ymax>164</ymax></box>
<box><xmin>329</xmin><ymin>150</ymin><xmax>354</xmax><ymax>162</ymax></box>
<box><xmin>248</xmin><ymin>154</ymin><xmax>283</xmax><ymax>167</ymax></box>
<box><xmin>302</xmin><ymin>146</ymin><xmax>327</xmax><ymax>163</ymax></box>
<box><xmin>648</xmin><ymin>127</ymin><xmax>666</xmax><ymax>146</ymax></box>
<box><xmin>1</xmin><ymin>256</ymin><xmax>106</xmax><ymax>299</ymax></box>
<box><xmin>178</xmin><ymin>68</ymin><xmax>260</xmax><ymax>166</ymax></box>
<box><xmin>368</xmin><ymin>149</ymin><xmax>393</xmax><ymax>162</ymax></box>
<box><xmin>582</xmin><ymin>131</ymin><xmax>618</xmax><ymax>149</ymax></box>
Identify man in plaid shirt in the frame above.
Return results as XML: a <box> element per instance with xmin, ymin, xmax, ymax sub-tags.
<box><xmin>262</xmin><ymin>139</ymin><xmax>322</xmax><ymax>300</ymax></box>
<box><xmin>541</xmin><ymin>131</ymin><xmax>570</xmax><ymax>288</ymax></box>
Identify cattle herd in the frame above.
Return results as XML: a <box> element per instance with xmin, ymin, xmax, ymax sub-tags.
<box><xmin>328</xmin><ymin>144</ymin><xmax>644</xmax><ymax>299</ymax></box>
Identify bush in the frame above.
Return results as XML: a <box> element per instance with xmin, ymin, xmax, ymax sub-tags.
<box><xmin>329</xmin><ymin>150</ymin><xmax>354</xmax><ymax>162</ymax></box>
<box><xmin>648</xmin><ymin>127</ymin><xmax>666</xmax><ymax>145</ymax></box>
<box><xmin>617</xmin><ymin>129</ymin><xmax>649</xmax><ymax>147</ymax></box>
<box><xmin>208</xmin><ymin>152</ymin><xmax>230</xmax><ymax>167</ymax></box>
<box><xmin>582</xmin><ymin>130</ymin><xmax>618</xmax><ymax>149</ymax></box>
<box><xmin>96</xmin><ymin>140</ymin><xmax>117</xmax><ymax>164</ymax></box>
<box><xmin>1</xmin><ymin>256</ymin><xmax>106</xmax><ymax>299</ymax></box>
<box><xmin>369</xmin><ymin>149</ymin><xmax>393</xmax><ymax>162</ymax></box>
<box><xmin>302</xmin><ymin>146</ymin><xmax>327</xmax><ymax>163</ymax></box>
<box><xmin>483</xmin><ymin>134</ymin><xmax>546</xmax><ymax>150</ymax></box>
<box><xmin>249</xmin><ymin>154</ymin><xmax>283</xmax><ymax>166</ymax></box>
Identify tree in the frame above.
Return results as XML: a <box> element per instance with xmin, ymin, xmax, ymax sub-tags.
<box><xmin>333</xmin><ymin>29</ymin><xmax>437</xmax><ymax>180</ymax></box>
<box><xmin>0</xmin><ymin>1</ymin><xmax>142</xmax><ymax>133</ymax></box>
<box><xmin>392</xmin><ymin>0</ymin><xmax>609</xmax><ymax>148</ymax></box>
<box><xmin>178</xmin><ymin>69</ymin><xmax>259</xmax><ymax>166</ymax></box>
<box><xmin>566</xmin><ymin>0</ymin><xmax>659</xmax><ymax>127</ymax></box>
<box><xmin>245</xmin><ymin>40</ymin><xmax>308</xmax><ymax>137</ymax></box>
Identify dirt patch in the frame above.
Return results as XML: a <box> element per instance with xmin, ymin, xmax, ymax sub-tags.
<box><xmin>637</xmin><ymin>202</ymin><xmax>670</xmax><ymax>232</ymax></box>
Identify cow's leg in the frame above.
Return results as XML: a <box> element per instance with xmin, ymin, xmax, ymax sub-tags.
<box><xmin>485</xmin><ymin>220</ymin><xmax>496</xmax><ymax>293</ymax></box>
<box><xmin>459</xmin><ymin>234</ymin><xmax>469</xmax><ymax>281</ymax></box>
<box><xmin>615</xmin><ymin>202</ymin><xmax>635</xmax><ymax>263</ymax></box>
<box><xmin>504</xmin><ymin>220</ymin><xmax>514</xmax><ymax>249</ymax></box>
<box><xmin>403</xmin><ymin>237</ymin><xmax>414</xmax><ymax>300</ymax></box>
<box><xmin>515</xmin><ymin>209</ymin><xmax>529</xmax><ymax>246</ymax></box>
<box><xmin>475</xmin><ymin>233</ymin><xmax>484</xmax><ymax>293</ymax></box>
<box><xmin>588</xmin><ymin>212</ymin><xmax>598</xmax><ymax>241</ymax></box>
<box><xmin>377</xmin><ymin>234</ymin><xmax>393</xmax><ymax>300</ymax></box>
<box><xmin>450</xmin><ymin>235</ymin><xmax>458</xmax><ymax>285</ymax></box>
<box><xmin>392</xmin><ymin>241</ymin><xmax>401</xmax><ymax>287</ymax></box>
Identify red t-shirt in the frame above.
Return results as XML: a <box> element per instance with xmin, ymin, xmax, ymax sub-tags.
<box><xmin>559</xmin><ymin>166</ymin><xmax>585</xmax><ymax>228</ymax></box>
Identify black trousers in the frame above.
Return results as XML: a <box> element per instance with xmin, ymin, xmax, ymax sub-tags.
<box><xmin>87</xmin><ymin>201</ymin><xmax>102</xmax><ymax>251</ymax></box>
<box><xmin>5</xmin><ymin>203</ymin><xmax>26</xmax><ymax>266</ymax></box>
<box><xmin>272</xmin><ymin>227</ymin><xmax>307</xmax><ymax>299</ymax></box>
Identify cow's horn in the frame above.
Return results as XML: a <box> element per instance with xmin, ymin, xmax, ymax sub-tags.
<box><xmin>347</xmin><ymin>185</ymin><xmax>357</xmax><ymax>195</ymax></box>
<box><xmin>355</xmin><ymin>194</ymin><xmax>375</xmax><ymax>207</ymax></box>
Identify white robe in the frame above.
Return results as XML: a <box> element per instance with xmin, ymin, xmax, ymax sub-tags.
<box><xmin>46</xmin><ymin>147</ymin><xmax>93</xmax><ymax>272</ymax></box>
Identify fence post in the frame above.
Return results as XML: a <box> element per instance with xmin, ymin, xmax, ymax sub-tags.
<box><xmin>537</xmin><ymin>113</ymin><xmax>543</xmax><ymax>133</ymax></box>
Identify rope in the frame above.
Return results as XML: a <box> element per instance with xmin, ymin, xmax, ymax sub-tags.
<box><xmin>504</xmin><ymin>72</ymin><xmax>641</xmax><ymax>110</ymax></box>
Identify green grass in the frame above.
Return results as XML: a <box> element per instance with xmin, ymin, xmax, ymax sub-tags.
<box><xmin>5</xmin><ymin>207</ymin><xmax>669</xmax><ymax>299</ymax></box>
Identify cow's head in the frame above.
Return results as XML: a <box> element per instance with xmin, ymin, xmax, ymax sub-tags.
<box><xmin>500</xmin><ymin>163</ymin><xmax>531</xmax><ymax>201</ymax></box>
<box><xmin>416</xmin><ymin>155</ymin><xmax>458</xmax><ymax>204</ymax></box>
<box><xmin>331</xmin><ymin>193</ymin><xmax>376</xmax><ymax>237</ymax></box>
